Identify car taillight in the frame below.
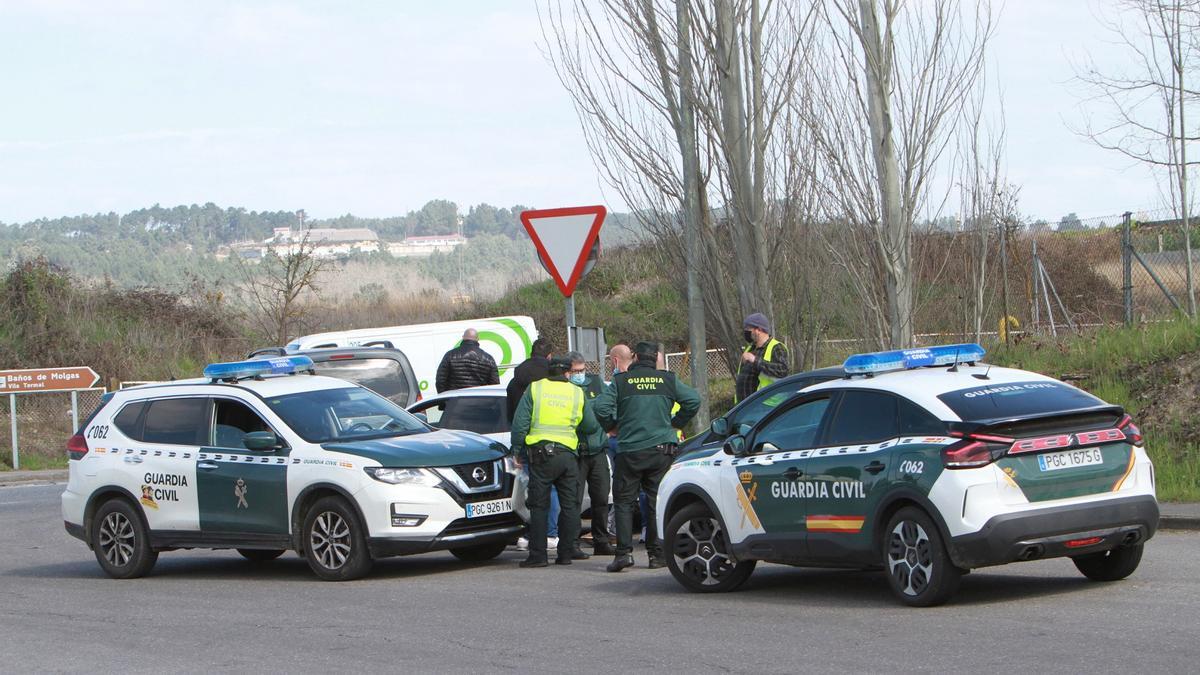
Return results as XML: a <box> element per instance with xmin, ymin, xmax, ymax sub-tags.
<box><xmin>66</xmin><ymin>433</ymin><xmax>89</xmax><ymax>460</ymax></box>
<box><xmin>1118</xmin><ymin>415</ymin><xmax>1143</xmax><ymax>444</ymax></box>
<box><xmin>943</xmin><ymin>431</ymin><xmax>1014</xmax><ymax>469</ymax></box>
<box><xmin>329</xmin><ymin>353</ymin><xmax>355</xmax><ymax>360</ymax></box>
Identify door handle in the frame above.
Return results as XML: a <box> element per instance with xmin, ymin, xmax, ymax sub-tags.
<box><xmin>123</xmin><ymin>456</ymin><xmax>143</xmax><ymax>464</ymax></box>
<box><xmin>197</xmin><ymin>460</ymin><xmax>219</xmax><ymax>471</ymax></box>
<box><xmin>783</xmin><ymin>467</ymin><xmax>804</xmax><ymax>481</ymax></box>
<box><xmin>864</xmin><ymin>461</ymin><xmax>886</xmax><ymax>475</ymax></box>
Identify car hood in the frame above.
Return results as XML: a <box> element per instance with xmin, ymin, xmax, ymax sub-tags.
<box><xmin>322</xmin><ymin>429</ymin><xmax>506</xmax><ymax>468</ymax></box>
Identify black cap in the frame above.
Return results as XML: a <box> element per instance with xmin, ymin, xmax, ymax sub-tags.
<box><xmin>548</xmin><ymin>356</ymin><xmax>572</xmax><ymax>376</ymax></box>
<box><xmin>634</xmin><ymin>341</ymin><xmax>659</xmax><ymax>359</ymax></box>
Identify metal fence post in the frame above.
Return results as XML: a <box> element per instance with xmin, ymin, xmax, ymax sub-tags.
<box><xmin>71</xmin><ymin>390</ymin><xmax>79</xmax><ymax>432</ymax></box>
<box><xmin>1123</xmin><ymin>212</ymin><xmax>1133</xmax><ymax>326</ymax></box>
<box><xmin>9</xmin><ymin>393</ymin><xmax>17</xmax><ymax>471</ymax></box>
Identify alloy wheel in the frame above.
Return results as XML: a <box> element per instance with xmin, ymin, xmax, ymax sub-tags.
<box><xmin>672</xmin><ymin>516</ymin><xmax>736</xmax><ymax>586</ymax></box>
<box><xmin>888</xmin><ymin>519</ymin><xmax>933</xmax><ymax>596</ymax></box>
<box><xmin>310</xmin><ymin>511</ymin><xmax>352</xmax><ymax>570</ymax></box>
<box><xmin>98</xmin><ymin>511</ymin><xmax>135</xmax><ymax>568</ymax></box>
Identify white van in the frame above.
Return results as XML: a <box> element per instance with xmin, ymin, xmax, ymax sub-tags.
<box><xmin>286</xmin><ymin>316</ymin><xmax>538</xmax><ymax>394</ymax></box>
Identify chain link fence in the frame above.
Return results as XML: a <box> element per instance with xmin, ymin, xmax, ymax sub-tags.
<box><xmin>614</xmin><ymin>209</ymin><xmax>1198</xmax><ymax>383</ymax></box>
<box><xmin>2</xmin><ymin>388</ymin><xmax>106</xmax><ymax>469</ymax></box>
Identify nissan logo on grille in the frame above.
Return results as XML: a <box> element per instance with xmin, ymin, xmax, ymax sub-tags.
<box><xmin>471</xmin><ymin>466</ymin><xmax>488</xmax><ymax>483</ymax></box>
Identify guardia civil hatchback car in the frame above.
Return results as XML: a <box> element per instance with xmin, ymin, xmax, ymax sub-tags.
<box><xmin>657</xmin><ymin>344</ymin><xmax>1159</xmax><ymax>606</ymax></box>
<box><xmin>62</xmin><ymin>356</ymin><xmax>522</xmax><ymax>581</ymax></box>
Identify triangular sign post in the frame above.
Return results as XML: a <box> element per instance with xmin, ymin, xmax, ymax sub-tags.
<box><xmin>519</xmin><ymin>205</ymin><xmax>606</xmax><ymax>297</ymax></box>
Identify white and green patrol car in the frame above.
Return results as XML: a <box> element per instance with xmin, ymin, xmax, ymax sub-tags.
<box><xmin>658</xmin><ymin>344</ymin><xmax>1159</xmax><ymax>606</ymax></box>
<box><xmin>62</xmin><ymin>356</ymin><xmax>522</xmax><ymax>581</ymax></box>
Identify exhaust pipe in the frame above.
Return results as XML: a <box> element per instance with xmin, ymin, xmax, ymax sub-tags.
<box><xmin>1017</xmin><ymin>544</ymin><xmax>1044</xmax><ymax>561</ymax></box>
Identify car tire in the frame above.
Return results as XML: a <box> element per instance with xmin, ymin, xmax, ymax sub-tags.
<box><xmin>449</xmin><ymin>542</ymin><xmax>508</xmax><ymax>562</ymax></box>
<box><xmin>302</xmin><ymin>496</ymin><xmax>373</xmax><ymax>581</ymax></box>
<box><xmin>883</xmin><ymin>507</ymin><xmax>963</xmax><ymax>607</ymax></box>
<box><xmin>1072</xmin><ymin>543</ymin><xmax>1144</xmax><ymax>582</ymax></box>
<box><xmin>237</xmin><ymin>548</ymin><xmax>286</xmax><ymax>563</ymax></box>
<box><xmin>664</xmin><ymin>502</ymin><xmax>756</xmax><ymax>593</ymax></box>
<box><xmin>91</xmin><ymin>498</ymin><xmax>158</xmax><ymax>579</ymax></box>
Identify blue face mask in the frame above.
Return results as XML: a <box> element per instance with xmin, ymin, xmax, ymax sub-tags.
<box><xmin>569</xmin><ymin>372</ymin><xmax>587</xmax><ymax>386</ymax></box>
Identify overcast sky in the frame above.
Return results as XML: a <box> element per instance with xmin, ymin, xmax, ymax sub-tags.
<box><xmin>0</xmin><ymin>0</ymin><xmax>1170</xmax><ymax>225</ymax></box>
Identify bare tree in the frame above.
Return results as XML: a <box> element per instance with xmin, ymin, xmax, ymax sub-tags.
<box><xmin>235</xmin><ymin>230</ymin><xmax>332</xmax><ymax>346</ymax></box>
<box><xmin>1073</xmin><ymin>0</ymin><xmax>1199</xmax><ymax>316</ymax></box>
<box><xmin>804</xmin><ymin>0</ymin><xmax>995</xmax><ymax>348</ymax></box>
<box><xmin>541</xmin><ymin>0</ymin><xmax>817</xmax><ymax>423</ymax></box>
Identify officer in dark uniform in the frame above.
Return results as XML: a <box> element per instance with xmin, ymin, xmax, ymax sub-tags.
<box><xmin>510</xmin><ymin>356</ymin><xmax>600</xmax><ymax>567</ymax></box>
<box><xmin>594</xmin><ymin>341</ymin><xmax>701</xmax><ymax>572</ymax></box>
<box><xmin>564</xmin><ymin>351</ymin><xmax>615</xmax><ymax>556</ymax></box>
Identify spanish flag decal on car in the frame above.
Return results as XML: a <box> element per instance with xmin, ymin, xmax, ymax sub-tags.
<box><xmin>806</xmin><ymin>515</ymin><xmax>865</xmax><ymax>533</ymax></box>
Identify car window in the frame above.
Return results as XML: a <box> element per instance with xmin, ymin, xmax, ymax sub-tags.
<box><xmin>823</xmin><ymin>391</ymin><xmax>900</xmax><ymax>445</ymax></box>
<box><xmin>265</xmin><ymin>386</ymin><xmax>427</xmax><ymax>443</ymax></box>
<box><xmin>753</xmin><ymin>397</ymin><xmax>831</xmax><ymax>452</ymax></box>
<box><xmin>141</xmin><ymin>398</ymin><xmax>208</xmax><ymax>446</ymax></box>
<box><xmin>936</xmin><ymin>380</ymin><xmax>1104</xmax><ymax>422</ymax></box>
<box><xmin>898</xmin><ymin>397</ymin><xmax>945</xmax><ymax>436</ymax></box>
<box><xmin>729</xmin><ymin>375</ymin><xmax>838</xmax><ymax>431</ymax></box>
<box><xmin>311</xmin><ymin>358</ymin><xmax>413</xmax><ymax>407</ymax></box>
<box><xmin>439</xmin><ymin>397</ymin><xmax>509</xmax><ymax>435</ymax></box>
<box><xmin>211</xmin><ymin>398</ymin><xmax>273</xmax><ymax>449</ymax></box>
<box><xmin>411</xmin><ymin>402</ymin><xmax>445</xmax><ymax>426</ymax></box>
<box><xmin>113</xmin><ymin>401</ymin><xmax>147</xmax><ymax>440</ymax></box>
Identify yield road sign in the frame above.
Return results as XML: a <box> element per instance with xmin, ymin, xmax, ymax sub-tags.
<box><xmin>0</xmin><ymin>366</ymin><xmax>100</xmax><ymax>394</ymax></box>
<box><xmin>520</xmin><ymin>205</ymin><xmax>606</xmax><ymax>297</ymax></box>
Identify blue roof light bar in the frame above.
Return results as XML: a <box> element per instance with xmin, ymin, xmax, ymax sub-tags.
<box><xmin>203</xmin><ymin>355</ymin><xmax>315</xmax><ymax>381</ymax></box>
<box><xmin>843</xmin><ymin>343</ymin><xmax>985</xmax><ymax>375</ymax></box>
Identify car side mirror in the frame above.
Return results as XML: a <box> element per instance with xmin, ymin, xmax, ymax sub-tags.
<box><xmin>710</xmin><ymin>417</ymin><xmax>729</xmax><ymax>436</ymax></box>
<box><xmin>736</xmin><ymin>423</ymin><xmax>753</xmax><ymax>436</ymax></box>
<box><xmin>412</xmin><ymin>412</ymin><xmax>429</xmax><ymax>424</ymax></box>
<box><xmin>243</xmin><ymin>431</ymin><xmax>279</xmax><ymax>451</ymax></box>
<box><xmin>722</xmin><ymin>434</ymin><xmax>747</xmax><ymax>456</ymax></box>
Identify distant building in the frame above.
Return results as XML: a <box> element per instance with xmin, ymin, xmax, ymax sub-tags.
<box><xmin>220</xmin><ymin>227</ymin><xmax>381</xmax><ymax>261</ymax></box>
<box><xmin>388</xmin><ymin>233</ymin><xmax>467</xmax><ymax>258</ymax></box>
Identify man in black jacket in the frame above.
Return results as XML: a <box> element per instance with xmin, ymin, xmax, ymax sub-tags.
<box><xmin>435</xmin><ymin>328</ymin><xmax>500</xmax><ymax>393</ymax></box>
<box><xmin>506</xmin><ymin>337</ymin><xmax>553</xmax><ymax>421</ymax></box>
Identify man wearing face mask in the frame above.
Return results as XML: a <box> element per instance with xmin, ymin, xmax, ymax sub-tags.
<box><xmin>564</xmin><ymin>351</ymin><xmax>614</xmax><ymax>556</ymax></box>
<box><xmin>734</xmin><ymin>312</ymin><xmax>789</xmax><ymax>404</ymax></box>
<box><xmin>510</xmin><ymin>356</ymin><xmax>599</xmax><ymax>567</ymax></box>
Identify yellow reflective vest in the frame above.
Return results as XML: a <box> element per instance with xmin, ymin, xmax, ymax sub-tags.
<box><xmin>525</xmin><ymin>379</ymin><xmax>584</xmax><ymax>451</ymax></box>
<box><xmin>735</xmin><ymin>338</ymin><xmax>783</xmax><ymax>403</ymax></box>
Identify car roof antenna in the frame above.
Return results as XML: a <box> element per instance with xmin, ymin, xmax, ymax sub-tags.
<box><xmin>972</xmin><ymin>364</ymin><xmax>992</xmax><ymax>380</ymax></box>
<box><xmin>947</xmin><ymin>347</ymin><xmax>962</xmax><ymax>373</ymax></box>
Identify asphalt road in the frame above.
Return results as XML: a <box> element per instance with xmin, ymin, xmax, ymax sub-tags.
<box><xmin>2</xmin><ymin>483</ymin><xmax>1197</xmax><ymax>674</ymax></box>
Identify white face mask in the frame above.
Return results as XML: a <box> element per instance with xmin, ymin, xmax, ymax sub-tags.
<box><xmin>569</xmin><ymin>372</ymin><xmax>587</xmax><ymax>386</ymax></box>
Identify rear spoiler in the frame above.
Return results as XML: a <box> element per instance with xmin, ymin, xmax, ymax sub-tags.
<box><xmin>946</xmin><ymin>404</ymin><xmax>1125</xmax><ymax>436</ymax></box>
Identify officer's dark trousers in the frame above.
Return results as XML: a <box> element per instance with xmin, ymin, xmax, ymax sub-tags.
<box><xmin>613</xmin><ymin>448</ymin><xmax>672</xmax><ymax>559</ymax></box>
<box><xmin>526</xmin><ymin>448</ymin><xmax>580</xmax><ymax>562</ymax></box>
<box><xmin>577</xmin><ymin>451</ymin><xmax>611</xmax><ymax>544</ymax></box>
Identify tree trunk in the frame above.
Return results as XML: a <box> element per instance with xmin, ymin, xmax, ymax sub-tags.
<box><xmin>676</xmin><ymin>0</ymin><xmax>709</xmax><ymax>429</ymax></box>
<box><xmin>715</xmin><ymin>0</ymin><xmax>774</xmax><ymax>320</ymax></box>
<box><xmin>857</xmin><ymin>0</ymin><xmax>912</xmax><ymax>347</ymax></box>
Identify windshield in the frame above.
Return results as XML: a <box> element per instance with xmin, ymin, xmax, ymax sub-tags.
<box><xmin>310</xmin><ymin>357</ymin><xmax>413</xmax><ymax>406</ymax></box>
<box><xmin>937</xmin><ymin>380</ymin><xmax>1105</xmax><ymax>422</ymax></box>
<box><xmin>264</xmin><ymin>386</ymin><xmax>428</xmax><ymax>443</ymax></box>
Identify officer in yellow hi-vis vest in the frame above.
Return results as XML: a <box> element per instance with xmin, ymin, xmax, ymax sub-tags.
<box><xmin>511</xmin><ymin>356</ymin><xmax>601</xmax><ymax>567</ymax></box>
<box><xmin>734</xmin><ymin>312</ymin><xmax>790</xmax><ymax>403</ymax></box>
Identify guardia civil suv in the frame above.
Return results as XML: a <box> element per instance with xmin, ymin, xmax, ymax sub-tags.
<box><xmin>62</xmin><ymin>356</ymin><xmax>521</xmax><ymax>581</ymax></box>
<box><xmin>657</xmin><ymin>344</ymin><xmax>1159</xmax><ymax>606</ymax></box>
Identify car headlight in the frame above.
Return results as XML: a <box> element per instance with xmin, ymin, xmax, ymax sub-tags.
<box><xmin>364</xmin><ymin>467</ymin><xmax>442</xmax><ymax>486</ymax></box>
